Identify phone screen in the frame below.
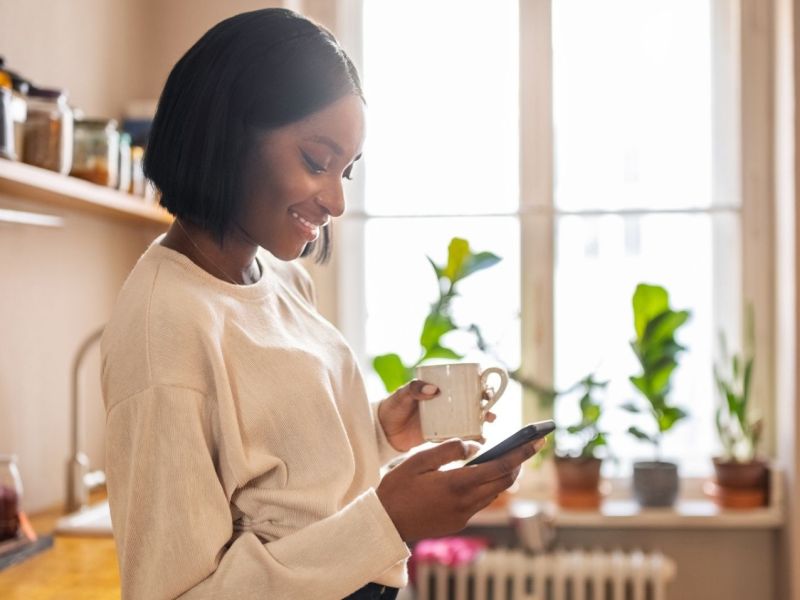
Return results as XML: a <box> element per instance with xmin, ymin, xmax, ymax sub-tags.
<box><xmin>464</xmin><ymin>420</ymin><xmax>555</xmax><ymax>466</ymax></box>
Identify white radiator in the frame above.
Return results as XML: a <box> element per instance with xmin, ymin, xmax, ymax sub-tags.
<box><xmin>414</xmin><ymin>548</ymin><xmax>676</xmax><ymax>600</ymax></box>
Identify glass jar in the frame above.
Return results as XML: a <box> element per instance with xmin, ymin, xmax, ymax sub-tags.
<box><xmin>22</xmin><ymin>86</ymin><xmax>73</xmax><ymax>174</ymax></box>
<box><xmin>0</xmin><ymin>455</ymin><xmax>23</xmax><ymax>541</ymax></box>
<box><xmin>71</xmin><ymin>118</ymin><xmax>120</xmax><ymax>187</ymax></box>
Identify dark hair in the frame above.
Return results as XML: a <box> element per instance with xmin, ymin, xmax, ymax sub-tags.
<box><xmin>143</xmin><ymin>8</ymin><xmax>363</xmax><ymax>262</ymax></box>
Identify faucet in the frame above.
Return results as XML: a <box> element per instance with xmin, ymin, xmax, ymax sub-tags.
<box><xmin>65</xmin><ymin>325</ymin><xmax>106</xmax><ymax>513</ymax></box>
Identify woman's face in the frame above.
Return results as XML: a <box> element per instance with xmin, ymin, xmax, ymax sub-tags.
<box><xmin>238</xmin><ymin>93</ymin><xmax>365</xmax><ymax>260</ymax></box>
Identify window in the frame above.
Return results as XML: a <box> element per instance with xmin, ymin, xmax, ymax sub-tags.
<box><xmin>340</xmin><ymin>0</ymin><xmax>758</xmax><ymax>478</ymax></box>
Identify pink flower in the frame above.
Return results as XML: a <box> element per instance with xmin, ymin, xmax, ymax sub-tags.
<box><xmin>409</xmin><ymin>537</ymin><xmax>491</xmax><ymax>585</ymax></box>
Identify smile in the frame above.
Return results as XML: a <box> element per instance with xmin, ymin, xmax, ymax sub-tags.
<box><xmin>289</xmin><ymin>210</ymin><xmax>328</xmax><ymax>241</ymax></box>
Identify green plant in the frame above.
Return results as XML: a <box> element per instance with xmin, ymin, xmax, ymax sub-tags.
<box><xmin>372</xmin><ymin>238</ymin><xmax>501</xmax><ymax>392</ymax></box>
<box><xmin>372</xmin><ymin>236</ymin><xmax>610</xmax><ymax>462</ymax></box>
<box><xmin>556</xmin><ymin>374</ymin><xmax>611</xmax><ymax>459</ymax></box>
<box><xmin>622</xmin><ymin>283</ymin><xmax>691</xmax><ymax>460</ymax></box>
<box><xmin>714</xmin><ymin>311</ymin><xmax>762</xmax><ymax>462</ymax></box>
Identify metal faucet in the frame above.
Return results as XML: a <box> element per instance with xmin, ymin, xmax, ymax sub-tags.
<box><xmin>65</xmin><ymin>325</ymin><xmax>106</xmax><ymax>513</ymax></box>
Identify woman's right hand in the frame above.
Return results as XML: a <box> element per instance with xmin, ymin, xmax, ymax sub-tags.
<box><xmin>375</xmin><ymin>438</ymin><xmax>546</xmax><ymax>542</ymax></box>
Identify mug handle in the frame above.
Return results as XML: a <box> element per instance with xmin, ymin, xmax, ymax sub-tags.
<box><xmin>480</xmin><ymin>367</ymin><xmax>509</xmax><ymax>417</ymax></box>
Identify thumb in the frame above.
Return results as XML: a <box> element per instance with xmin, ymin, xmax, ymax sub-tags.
<box><xmin>406</xmin><ymin>440</ymin><xmax>471</xmax><ymax>473</ymax></box>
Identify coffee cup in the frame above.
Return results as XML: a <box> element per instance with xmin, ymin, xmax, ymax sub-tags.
<box><xmin>416</xmin><ymin>362</ymin><xmax>509</xmax><ymax>442</ymax></box>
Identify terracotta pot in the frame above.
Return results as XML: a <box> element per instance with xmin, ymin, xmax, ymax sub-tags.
<box><xmin>708</xmin><ymin>458</ymin><xmax>768</xmax><ymax>509</ymax></box>
<box><xmin>712</xmin><ymin>458</ymin><xmax>768</xmax><ymax>488</ymax></box>
<box><xmin>554</xmin><ymin>456</ymin><xmax>602</xmax><ymax>510</ymax></box>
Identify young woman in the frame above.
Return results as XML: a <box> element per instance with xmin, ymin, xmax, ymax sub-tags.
<box><xmin>101</xmin><ymin>9</ymin><xmax>544</xmax><ymax>600</ymax></box>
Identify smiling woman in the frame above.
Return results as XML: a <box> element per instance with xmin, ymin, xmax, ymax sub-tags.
<box><xmin>99</xmin><ymin>7</ymin><xmax>544</xmax><ymax>600</ymax></box>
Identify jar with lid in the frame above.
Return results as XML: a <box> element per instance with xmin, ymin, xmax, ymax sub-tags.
<box><xmin>71</xmin><ymin>118</ymin><xmax>120</xmax><ymax>187</ymax></box>
<box><xmin>22</xmin><ymin>86</ymin><xmax>73</xmax><ymax>174</ymax></box>
<box><xmin>0</xmin><ymin>455</ymin><xmax>23</xmax><ymax>541</ymax></box>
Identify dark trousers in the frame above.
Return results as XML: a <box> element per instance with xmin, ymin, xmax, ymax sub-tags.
<box><xmin>342</xmin><ymin>582</ymin><xmax>399</xmax><ymax>599</ymax></box>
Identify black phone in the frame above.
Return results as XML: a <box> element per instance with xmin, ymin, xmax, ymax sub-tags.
<box><xmin>464</xmin><ymin>420</ymin><xmax>556</xmax><ymax>466</ymax></box>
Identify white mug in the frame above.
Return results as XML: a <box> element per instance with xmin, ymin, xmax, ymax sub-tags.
<box><xmin>416</xmin><ymin>362</ymin><xmax>509</xmax><ymax>442</ymax></box>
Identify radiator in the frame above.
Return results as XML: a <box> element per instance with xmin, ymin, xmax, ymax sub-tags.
<box><xmin>414</xmin><ymin>548</ymin><xmax>676</xmax><ymax>600</ymax></box>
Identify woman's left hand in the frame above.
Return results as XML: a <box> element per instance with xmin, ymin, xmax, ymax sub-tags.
<box><xmin>378</xmin><ymin>380</ymin><xmax>497</xmax><ymax>452</ymax></box>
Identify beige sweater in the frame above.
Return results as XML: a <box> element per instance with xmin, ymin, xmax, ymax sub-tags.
<box><xmin>101</xmin><ymin>234</ymin><xmax>410</xmax><ymax>600</ymax></box>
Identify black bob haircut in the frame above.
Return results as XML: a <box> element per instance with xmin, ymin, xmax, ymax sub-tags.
<box><xmin>143</xmin><ymin>8</ymin><xmax>363</xmax><ymax>263</ymax></box>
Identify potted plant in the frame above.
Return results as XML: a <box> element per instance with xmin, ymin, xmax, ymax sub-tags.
<box><xmin>552</xmin><ymin>374</ymin><xmax>610</xmax><ymax>510</ymax></box>
<box><xmin>372</xmin><ymin>237</ymin><xmax>501</xmax><ymax>392</ymax></box>
<box><xmin>622</xmin><ymin>283</ymin><xmax>691</xmax><ymax>507</ymax></box>
<box><xmin>710</xmin><ymin>319</ymin><xmax>767</xmax><ymax>508</ymax></box>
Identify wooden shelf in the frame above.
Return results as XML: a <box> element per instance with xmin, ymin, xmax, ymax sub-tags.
<box><xmin>0</xmin><ymin>158</ymin><xmax>172</xmax><ymax>226</ymax></box>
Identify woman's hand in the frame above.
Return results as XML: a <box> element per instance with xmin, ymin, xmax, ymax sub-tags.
<box><xmin>376</xmin><ymin>437</ymin><xmax>546</xmax><ymax>542</ymax></box>
<box><xmin>377</xmin><ymin>379</ymin><xmax>496</xmax><ymax>452</ymax></box>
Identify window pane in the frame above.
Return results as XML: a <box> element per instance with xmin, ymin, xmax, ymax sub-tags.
<box><xmin>363</xmin><ymin>217</ymin><xmax>521</xmax><ymax>448</ymax></box>
<box><xmin>552</xmin><ymin>0</ymin><xmax>714</xmax><ymax>211</ymax></box>
<box><xmin>362</xmin><ymin>0</ymin><xmax>519</xmax><ymax>216</ymax></box>
<box><xmin>553</xmin><ymin>213</ymin><xmax>741</xmax><ymax>476</ymax></box>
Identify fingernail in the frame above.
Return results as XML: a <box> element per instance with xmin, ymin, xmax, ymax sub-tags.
<box><xmin>421</xmin><ymin>384</ymin><xmax>438</xmax><ymax>395</ymax></box>
<box><xmin>534</xmin><ymin>438</ymin><xmax>547</xmax><ymax>451</ymax></box>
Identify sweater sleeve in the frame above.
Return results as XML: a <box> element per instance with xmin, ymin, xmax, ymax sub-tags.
<box><xmin>369</xmin><ymin>401</ymin><xmax>406</xmax><ymax>466</ymax></box>
<box><xmin>105</xmin><ymin>385</ymin><xmax>409</xmax><ymax>600</ymax></box>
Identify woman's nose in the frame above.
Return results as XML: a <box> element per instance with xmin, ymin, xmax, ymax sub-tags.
<box><xmin>317</xmin><ymin>181</ymin><xmax>346</xmax><ymax>218</ymax></box>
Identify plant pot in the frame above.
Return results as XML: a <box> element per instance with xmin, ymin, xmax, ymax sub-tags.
<box><xmin>554</xmin><ymin>456</ymin><xmax>602</xmax><ymax>510</ymax></box>
<box><xmin>707</xmin><ymin>457</ymin><xmax>768</xmax><ymax>508</ymax></box>
<box><xmin>632</xmin><ymin>461</ymin><xmax>679</xmax><ymax>507</ymax></box>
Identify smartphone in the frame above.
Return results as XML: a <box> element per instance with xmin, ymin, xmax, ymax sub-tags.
<box><xmin>464</xmin><ymin>420</ymin><xmax>556</xmax><ymax>466</ymax></box>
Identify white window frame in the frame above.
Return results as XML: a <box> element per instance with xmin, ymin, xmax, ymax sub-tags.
<box><xmin>300</xmin><ymin>0</ymin><xmax>778</xmax><ymax>488</ymax></box>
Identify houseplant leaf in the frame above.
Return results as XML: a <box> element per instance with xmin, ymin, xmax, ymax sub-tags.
<box><xmin>444</xmin><ymin>238</ymin><xmax>471</xmax><ymax>282</ymax></box>
<box><xmin>420</xmin><ymin>313</ymin><xmax>457</xmax><ymax>352</ymax></box>
<box><xmin>372</xmin><ymin>353</ymin><xmax>413</xmax><ymax>393</ymax></box>
<box><xmin>632</xmin><ymin>283</ymin><xmax>669</xmax><ymax>339</ymax></box>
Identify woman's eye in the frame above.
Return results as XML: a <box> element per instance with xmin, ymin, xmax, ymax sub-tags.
<box><xmin>301</xmin><ymin>151</ymin><xmax>326</xmax><ymax>174</ymax></box>
<box><xmin>342</xmin><ymin>165</ymin><xmax>354</xmax><ymax>181</ymax></box>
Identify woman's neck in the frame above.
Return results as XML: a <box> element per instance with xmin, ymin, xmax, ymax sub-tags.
<box><xmin>160</xmin><ymin>219</ymin><xmax>261</xmax><ymax>285</ymax></box>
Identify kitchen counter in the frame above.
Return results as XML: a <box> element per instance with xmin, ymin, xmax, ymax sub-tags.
<box><xmin>0</xmin><ymin>491</ymin><xmax>120</xmax><ymax>599</ymax></box>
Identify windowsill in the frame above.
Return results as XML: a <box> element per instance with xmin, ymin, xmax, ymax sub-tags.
<box><xmin>468</xmin><ymin>468</ymin><xmax>785</xmax><ymax>530</ymax></box>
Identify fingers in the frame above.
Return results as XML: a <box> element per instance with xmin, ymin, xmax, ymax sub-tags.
<box><xmin>485</xmin><ymin>411</ymin><xmax>497</xmax><ymax>423</ymax></box>
<box><xmin>469</xmin><ymin>464</ymin><xmax>521</xmax><ymax>505</ymax></box>
<box><xmin>406</xmin><ymin>439</ymin><xmax>471</xmax><ymax>473</ymax></box>
<box><xmin>460</xmin><ymin>438</ymin><xmax>546</xmax><ymax>485</ymax></box>
<box><xmin>391</xmin><ymin>379</ymin><xmax>440</xmax><ymax>405</ymax></box>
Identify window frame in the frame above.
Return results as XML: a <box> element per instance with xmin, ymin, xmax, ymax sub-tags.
<box><xmin>302</xmin><ymin>0</ymin><xmax>778</xmax><ymax>487</ymax></box>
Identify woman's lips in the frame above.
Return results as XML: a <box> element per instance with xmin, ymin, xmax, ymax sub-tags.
<box><xmin>289</xmin><ymin>209</ymin><xmax>325</xmax><ymax>242</ymax></box>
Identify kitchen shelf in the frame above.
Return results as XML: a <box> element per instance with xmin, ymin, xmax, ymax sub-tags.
<box><xmin>0</xmin><ymin>158</ymin><xmax>172</xmax><ymax>225</ymax></box>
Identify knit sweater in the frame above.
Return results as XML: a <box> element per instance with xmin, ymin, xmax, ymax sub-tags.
<box><xmin>101</xmin><ymin>234</ymin><xmax>410</xmax><ymax>600</ymax></box>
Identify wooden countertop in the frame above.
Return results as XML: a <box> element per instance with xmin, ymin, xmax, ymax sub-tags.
<box><xmin>0</xmin><ymin>491</ymin><xmax>120</xmax><ymax>599</ymax></box>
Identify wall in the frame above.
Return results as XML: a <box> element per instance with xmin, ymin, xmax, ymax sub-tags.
<box><xmin>0</xmin><ymin>0</ymin><xmax>148</xmax><ymax>118</ymax></box>
<box><xmin>139</xmin><ymin>0</ymin><xmax>283</xmax><ymax>100</ymax></box>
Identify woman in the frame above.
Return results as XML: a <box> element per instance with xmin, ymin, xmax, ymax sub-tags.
<box><xmin>101</xmin><ymin>9</ymin><xmax>544</xmax><ymax>600</ymax></box>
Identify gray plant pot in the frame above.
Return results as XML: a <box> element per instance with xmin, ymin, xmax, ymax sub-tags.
<box><xmin>633</xmin><ymin>461</ymin><xmax>679</xmax><ymax>507</ymax></box>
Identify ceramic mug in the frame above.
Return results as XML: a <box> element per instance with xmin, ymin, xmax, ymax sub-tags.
<box><xmin>416</xmin><ymin>362</ymin><xmax>509</xmax><ymax>441</ymax></box>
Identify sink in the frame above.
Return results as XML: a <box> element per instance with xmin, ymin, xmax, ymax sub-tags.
<box><xmin>55</xmin><ymin>500</ymin><xmax>113</xmax><ymax>536</ymax></box>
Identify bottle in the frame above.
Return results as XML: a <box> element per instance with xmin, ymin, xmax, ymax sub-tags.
<box><xmin>117</xmin><ymin>132</ymin><xmax>132</xmax><ymax>193</ymax></box>
<box><xmin>0</xmin><ymin>455</ymin><xmax>23</xmax><ymax>541</ymax></box>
